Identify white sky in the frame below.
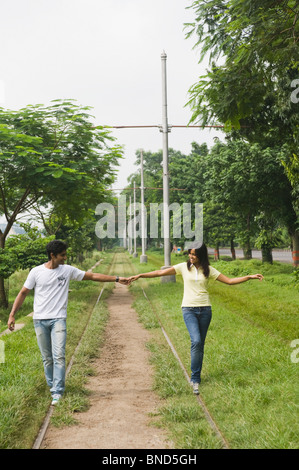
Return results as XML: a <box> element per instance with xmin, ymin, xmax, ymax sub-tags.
<box><xmin>0</xmin><ymin>0</ymin><xmax>224</xmax><ymax>195</ymax></box>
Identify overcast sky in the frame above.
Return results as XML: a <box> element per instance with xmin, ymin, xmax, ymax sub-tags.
<box><xmin>0</xmin><ymin>0</ymin><xmax>224</xmax><ymax>196</ymax></box>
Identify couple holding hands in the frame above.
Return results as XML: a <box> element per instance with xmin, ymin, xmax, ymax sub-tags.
<box><xmin>8</xmin><ymin>240</ymin><xmax>263</xmax><ymax>403</ymax></box>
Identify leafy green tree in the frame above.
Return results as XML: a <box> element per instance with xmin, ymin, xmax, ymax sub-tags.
<box><xmin>55</xmin><ymin>217</ymin><xmax>99</xmax><ymax>263</ymax></box>
<box><xmin>204</xmin><ymin>139</ymin><xmax>295</xmax><ymax>260</ymax></box>
<box><xmin>0</xmin><ymin>224</ymin><xmax>54</xmax><ymax>307</ymax></box>
<box><xmin>5</xmin><ymin>224</ymin><xmax>54</xmax><ymax>271</ymax></box>
<box><xmin>186</xmin><ymin>0</ymin><xmax>299</xmax><ymax>263</ymax></box>
<box><xmin>128</xmin><ymin>144</ymin><xmax>237</xmax><ymax>253</ymax></box>
<box><xmin>186</xmin><ymin>0</ymin><xmax>299</xmax><ymax>130</ymax></box>
<box><xmin>203</xmin><ymin>200</ymin><xmax>237</xmax><ymax>260</ymax></box>
<box><xmin>254</xmin><ymin>214</ymin><xmax>285</xmax><ymax>264</ymax></box>
<box><xmin>0</xmin><ymin>99</ymin><xmax>123</xmax><ymax>306</ymax></box>
<box><xmin>128</xmin><ymin>147</ymin><xmax>208</xmax><ymax>248</ymax></box>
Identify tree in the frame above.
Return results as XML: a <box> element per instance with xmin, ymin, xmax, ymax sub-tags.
<box><xmin>127</xmin><ymin>144</ymin><xmax>237</xmax><ymax>253</ymax></box>
<box><xmin>5</xmin><ymin>224</ymin><xmax>54</xmax><ymax>271</ymax></box>
<box><xmin>126</xmin><ymin>148</ymin><xmax>185</xmax><ymax>247</ymax></box>
<box><xmin>186</xmin><ymin>0</ymin><xmax>299</xmax><ymax>264</ymax></box>
<box><xmin>186</xmin><ymin>1</ymin><xmax>299</xmax><ymax>130</ymax></box>
<box><xmin>55</xmin><ymin>217</ymin><xmax>98</xmax><ymax>263</ymax></box>
<box><xmin>0</xmin><ymin>99</ymin><xmax>123</xmax><ymax>306</ymax></box>
<box><xmin>202</xmin><ymin>200</ymin><xmax>237</xmax><ymax>261</ymax></box>
<box><xmin>0</xmin><ymin>224</ymin><xmax>54</xmax><ymax>308</ymax></box>
<box><xmin>204</xmin><ymin>139</ymin><xmax>295</xmax><ymax>260</ymax></box>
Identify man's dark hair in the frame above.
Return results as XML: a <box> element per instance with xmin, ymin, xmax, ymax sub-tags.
<box><xmin>46</xmin><ymin>240</ymin><xmax>68</xmax><ymax>260</ymax></box>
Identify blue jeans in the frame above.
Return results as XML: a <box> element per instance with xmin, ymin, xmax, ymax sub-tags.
<box><xmin>34</xmin><ymin>319</ymin><xmax>67</xmax><ymax>396</ymax></box>
<box><xmin>182</xmin><ymin>306</ymin><xmax>212</xmax><ymax>384</ymax></box>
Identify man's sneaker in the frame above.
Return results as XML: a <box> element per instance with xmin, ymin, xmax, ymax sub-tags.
<box><xmin>51</xmin><ymin>394</ymin><xmax>62</xmax><ymax>406</ymax></box>
<box><xmin>192</xmin><ymin>382</ymin><xmax>199</xmax><ymax>395</ymax></box>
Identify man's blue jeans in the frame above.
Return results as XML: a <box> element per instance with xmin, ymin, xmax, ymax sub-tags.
<box><xmin>34</xmin><ymin>319</ymin><xmax>67</xmax><ymax>396</ymax></box>
<box><xmin>182</xmin><ymin>306</ymin><xmax>212</xmax><ymax>384</ymax></box>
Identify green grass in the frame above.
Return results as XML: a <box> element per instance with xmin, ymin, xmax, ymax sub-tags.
<box><xmin>49</xmin><ymin>285</ymin><xmax>112</xmax><ymax>427</ymax></box>
<box><xmin>1</xmin><ymin>249</ymin><xmax>298</xmax><ymax>449</ymax></box>
<box><xmin>0</xmin><ymin>269</ymin><xmax>35</xmax><ymax>331</ymax></box>
<box><xmin>146</xmin><ymin>335</ymin><xmax>224</xmax><ymax>449</ymax></box>
<box><xmin>127</xmin><ymin>250</ymin><xmax>299</xmax><ymax>449</ymax></box>
<box><xmin>0</xmin><ymin>251</ymin><xmax>114</xmax><ymax>449</ymax></box>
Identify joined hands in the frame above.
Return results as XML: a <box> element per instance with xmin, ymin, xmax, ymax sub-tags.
<box><xmin>118</xmin><ymin>275</ymin><xmax>140</xmax><ymax>286</ymax></box>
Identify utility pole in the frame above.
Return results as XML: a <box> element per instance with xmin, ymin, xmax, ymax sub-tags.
<box><xmin>129</xmin><ymin>195</ymin><xmax>133</xmax><ymax>255</ymax></box>
<box><xmin>140</xmin><ymin>150</ymin><xmax>147</xmax><ymax>263</ymax></box>
<box><xmin>123</xmin><ymin>225</ymin><xmax>127</xmax><ymax>249</ymax></box>
<box><xmin>133</xmin><ymin>181</ymin><xmax>138</xmax><ymax>258</ymax></box>
<box><xmin>161</xmin><ymin>51</ymin><xmax>175</xmax><ymax>283</ymax></box>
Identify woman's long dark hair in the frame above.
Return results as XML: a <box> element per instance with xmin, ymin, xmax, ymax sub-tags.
<box><xmin>187</xmin><ymin>243</ymin><xmax>210</xmax><ymax>278</ymax></box>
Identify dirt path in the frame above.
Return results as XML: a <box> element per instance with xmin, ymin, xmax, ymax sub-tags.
<box><xmin>42</xmin><ymin>283</ymin><xmax>173</xmax><ymax>449</ymax></box>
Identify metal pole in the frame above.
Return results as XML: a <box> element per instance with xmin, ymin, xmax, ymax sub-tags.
<box><xmin>161</xmin><ymin>51</ymin><xmax>175</xmax><ymax>283</ymax></box>
<box><xmin>140</xmin><ymin>150</ymin><xmax>147</xmax><ymax>263</ymax></box>
<box><xmin>133</xmin><ymin>181</ymin><xmax>138</xmax><ymax>257</ymax></box>
<box><xmin>129</xmin><ymin>195</ymin><xmax>133</xmax><ymax>254</ymax></box>
<box><xmin>118</xmin><ymin>195</ymin><xmax>126</xmax><ymax>249</ymax></box>
<box><xmin>123</xmin><ymin>225</ymin><xmax>127</xmax><ymax>249</ymax></box>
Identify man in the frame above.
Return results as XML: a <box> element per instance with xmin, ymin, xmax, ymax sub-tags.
<box><xmin>7</xmin><ymin>240</ymin><xmax>129</xmax><ymax>406</ymax></box>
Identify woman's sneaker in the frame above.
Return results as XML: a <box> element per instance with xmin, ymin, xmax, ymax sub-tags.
<box><xmin>191</xmin><ymin>382</ymin><xmax>199</xmax><ymax>395</ymax></box>
<box><xmin>51</xmin><ymin>394</ymin><xmax>62</xmax><ymax>405</ymax></box>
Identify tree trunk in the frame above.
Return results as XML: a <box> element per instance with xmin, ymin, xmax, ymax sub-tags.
<box><xmin>214</xmin><ymin>242</ymin><xmax>220</xmax><ymax>261</ymax></box>
<box><xmin>0</xmin><ymin>231</ymin><xmax>8</xmax><ymax>308</ymax></box>
<box><xmin>230</xmin><ymin>239</ymin><xmax>236</xmax><ymax>260</ymax></box>
<box><xmin>243</xmin><ymin>214</ymin><xmax>252</xmax><ymax>259</ymax></box>
<box><xmin>0</xmin><ymin>231</ymin><xmax>4</xmax><ymax>249</ymax></box>
<box><xmin>261</xmin><ymin>246</ymin><xmax>273</xmax><ymax>264</ymax></box>
<box><xmin>291</xmin><ymin>230</ymin><xmax>299</xmax><ymax>268</ymax></box>
<box><xmin>0</xmin><ymin>277</ymin><xmax>8</xmax><ymax>309</ymax></box>
<box><xmin>243</xmin><ymin>241</ymin><xmax>252</xmax><ymax>260</ymax></box>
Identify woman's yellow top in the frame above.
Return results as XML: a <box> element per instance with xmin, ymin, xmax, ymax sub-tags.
<box><xmin>173</xmin><ymin>262</ymin><xmax>221</xmax><ymax>307</ymax></box>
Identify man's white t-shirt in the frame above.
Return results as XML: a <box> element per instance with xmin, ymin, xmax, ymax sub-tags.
<box><xmin>24</xmin><ymin>264</ymin><xmax>86</xmax><ymax>320</ymax></box>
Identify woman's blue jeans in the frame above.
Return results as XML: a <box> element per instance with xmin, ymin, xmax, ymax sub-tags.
<box><xmin>182</xmin><ymin>306</ymin><xmax>212</xmax><ymax>384</ymax></box>
<box><xmin>34</xmin><ymin>319</ymin><xmax>67</xmax><ymax>396</ymax></box>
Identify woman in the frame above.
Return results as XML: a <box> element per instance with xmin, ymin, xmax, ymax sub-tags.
<box><xmin>129</xmin><ymin>244</ymin><xmax>263</xmax><ymax>394</ymax></box>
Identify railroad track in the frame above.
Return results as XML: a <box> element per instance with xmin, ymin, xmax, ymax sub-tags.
<box><xmin>32</xmin><ymin>254</ymin><xmax>117</xmax><ymax>449</ymax></box>
<box><xmin>122</xmin><ymin>252</ymin><xmax>230</xmax><ymax>450</ymax></box>
<box><xmin>33</xmin><ymin>251</ymin><xmax>229</xmax><ymax>450</ymax></box>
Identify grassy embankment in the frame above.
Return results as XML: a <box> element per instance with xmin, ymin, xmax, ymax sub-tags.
<box><xmin>1</xmin><ymin>249</ymin><xmax>298</xmax><ymax>449</ymax></box>
<box><xmin>128</xmin><ymin>250</ymin><xmax>298</xmax><ymax>449</ymax></box>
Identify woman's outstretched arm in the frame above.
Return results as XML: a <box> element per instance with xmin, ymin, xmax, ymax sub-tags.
<box><xmin>128</xmin><ymin>266</ymin><xmax>176</xmax><ymax>281</ymax></box>
<box><xmin>216</xmin><ymin>273</ymin><xmax>264</xmax><ymax>285</ymax></box>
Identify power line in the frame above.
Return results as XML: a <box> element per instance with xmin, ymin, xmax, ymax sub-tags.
<box><xmin>106</xmin><ymin>187</ymin><xmax>186</xmax><ymax>191</ymax></box>
<box><xmin>108</xmin><ymin>124</ymin><xmax>250</xmax><ymax>129</ymax></box>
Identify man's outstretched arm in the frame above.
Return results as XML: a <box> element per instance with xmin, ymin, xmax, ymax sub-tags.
<box><xmin>82</xmin><ymin>272</ymin><xmax>131</xmax><ymax>285</ymax></box>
